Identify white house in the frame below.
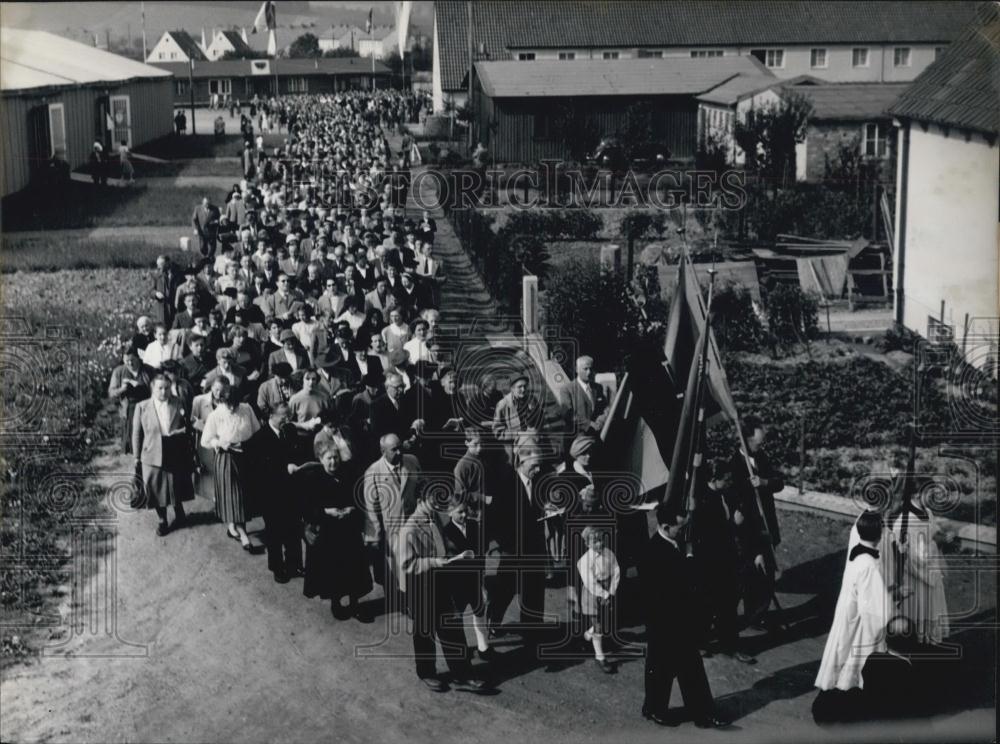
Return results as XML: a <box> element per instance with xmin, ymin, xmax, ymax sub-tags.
<box><xmin>432</xmin><ymin>0</ymin><xmax>981</xmax><ymax>113</ymax></box>
<box><xmin>888</xmin><ymin>5</ymin><xmax>998</xmax><ymax>368</ymax></box>
<box><xmin>320</xmin><ymin>25</ymin><xmax>366</xmax><ymax>53</ymax></box>
<box><xmin>145</xmin><ymin>30</ymin><xmax>208</xmax><ymax>64</ymax></box>
<box><xmin>205</xmin><ymin>30</ymin><xmax>255</xmax><ymax>61</ymax></box>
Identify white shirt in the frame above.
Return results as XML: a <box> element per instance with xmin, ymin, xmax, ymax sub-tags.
<box><xmin>283</xmin><ymin>348</ymin><xmax>300</xmax><ymax>371</ymax></box>
<box><xmin>152</xmin><ymin>398</ymin><xmax>171</xmax><ymax>435</ymax></box>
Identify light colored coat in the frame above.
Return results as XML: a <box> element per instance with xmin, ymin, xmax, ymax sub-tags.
<box><xmin>132</xmin><ymin>397</ymin><xmax>187</xmax><ymax>467</ymax></box>
<box><xmin>363</xmin><ymin>454</ymin><xmax>421</xmax><ymax>571</ymax></box>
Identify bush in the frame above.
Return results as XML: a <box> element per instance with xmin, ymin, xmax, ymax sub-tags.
<box><xmin>504</xmin><ymin>210</ymin><xmax>603</xmax><ymax>240</ymax></box>
<box><xmin>763</xmin><ymin>282</ymin><xmax>819</xmax><ymax>351</ymax></box>
<box><xmin>542</xmin><ymin>257</ymin><xmax>644</xmax><ymax>374</ymax></box>
<box><xmin>711</xmin><ymin>282</ymin><xmax>766</xmax><ymax>353</ymax></box>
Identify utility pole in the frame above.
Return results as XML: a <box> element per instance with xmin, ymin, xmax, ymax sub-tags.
<box><xmin>467</xmin><ymin>1</ymin><xmax>473</xmax><ymax>149</ymax></box>
<box><xmin>189</xmin><ymin>58</ymin><xmax>196</xmax><ymax>134</ymax></box>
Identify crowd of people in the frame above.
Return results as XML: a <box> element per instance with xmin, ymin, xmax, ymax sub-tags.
<box><xmin>107</xmin><ymin>89</ymin><xmax>950</xmax><ymax>726</ymax></box>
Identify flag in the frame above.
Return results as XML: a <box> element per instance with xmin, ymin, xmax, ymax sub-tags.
<box><xmin>395</xmin><ymin>1</ymin><xmax>412</xmax><ymax>57</ymax></box>
<box><xmin>663</xmin><ymin>253</ymin><xmax>739</xmax><ymax>426</ymax></box>
<box><xmin>366</xmin><ymin>8</ymin><xmax>373</xmax><ymax>34</ymax></box>
<box><xmin>240</xmin><ymin>27</ymin><xmax>249</xmax><ymax>44</ymax></box>
<box><xmin>253</xmin><ymin>1</ymin><xmax>276</xmax><ymax>33</ymax></box>
<box><xmin>599</xmin><ymin>373</ymin><xmax>670</xmax><ymax>501</ymax></box>
<box><xmin>267</xmin><ymin>28</ymin><xmax>277</xmax><ymax>57</ymax></box>
<box><xmin>201</xmin><ymin>27</ymin><xmax>207</xmax><ymax>51</ymax></box>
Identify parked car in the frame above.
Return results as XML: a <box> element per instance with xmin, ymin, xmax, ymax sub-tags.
<box><xmin>587</xmin><ymin>137</ymin><xmax>671</xmax><ymax>172</ymax></box>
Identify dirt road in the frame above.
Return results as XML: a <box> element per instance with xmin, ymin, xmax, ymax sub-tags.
<box><xmin>1</xmin><ymin>442</ymin><xmax>994</xmax><ymax>744</ymax></box>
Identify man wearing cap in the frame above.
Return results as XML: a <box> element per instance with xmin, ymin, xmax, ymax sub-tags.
<box><xmin>267</xmin><ymin>329</ymin><xmax>309</xmax><ymax>378</ymax></box>
<box><xmin>492</xmin><ymin>372</ymin><xmax>544</xmax><ymax>466</ymax></box>
<box><xmin>256</xmin><ymin>362</ymin><xmax>295</xmax><ymax>418</ymax></box>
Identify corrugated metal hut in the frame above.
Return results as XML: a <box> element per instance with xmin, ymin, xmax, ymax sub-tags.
<box><xmin>1</xmin><ymin>28</ymin><xmax>173</xmax><ymax>197</ymax></box>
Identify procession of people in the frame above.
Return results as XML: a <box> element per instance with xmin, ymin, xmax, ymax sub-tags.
<box><xmin>106</xmin><ymin>88</ymin><xmax>950</xmax><ymax>724</ymax></box>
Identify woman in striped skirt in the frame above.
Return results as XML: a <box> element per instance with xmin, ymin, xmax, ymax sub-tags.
<box><xmin>201</xmin><ymin>383</ymin><xmax>260</xmax><ymax>550</ymax></box>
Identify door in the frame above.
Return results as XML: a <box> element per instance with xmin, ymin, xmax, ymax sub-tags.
<box><xmin>95</xmin><ymin>96</ymin><xmax>113</xmax><ymax>150</ymax></box>
<box><xmin>27</xmin><ymin>105</ymin><xmax>51</xmax><ymax>182</ymax></box>
<box><xmin>109</xmin><ymin>95</ymin><xmax>132</xmax><ymax>148</ymax></box>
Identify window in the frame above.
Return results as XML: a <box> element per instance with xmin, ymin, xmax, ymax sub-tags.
<box><xmin>765</xmin><ymin>49</ymin><xmax>784</xmax><ymax>68</ymax></box>
<box><xmin>852</xmin><ymin>47</ymin><xmax>869</xmax><ymax>67</ymax></box>
<box><xmin>48</xmin><ymin>103</ymin><xmax>66</xmax><ymax>158</ymax></box>
<box><xmin>638</xmin><ymin>49</ymin><xmax>663</xmax><ymax>58</ymax></box>
<box><xmin>174</xmin><ymin>80</ymin><xmax>188</xmax><ymax>96</ymax></box>
<box><xmin>862</xmin><ymin>123</ymin><xmax>887</xmax><ymax>158</ymax></box>
<box><xmin>517</xmin><ymin>52</ymin><xmax>535</xmax><ymax>61</ymax></box>
<box><xmin>691</xmin><ymin>49</ymin><xmax>723</xmax><ymax>58</ymax></box>
<box><xmin>288</xmin><ymin>76</ymin><xmax>308</xmax><ymax>93</ymax></box>
<box><xmin>893</xmin><ymin>47</ymin><xmax>911</xmax><ymax>67</ymax></box>
<box><xmin>558</xmin><ymin>52</ymin><xmax>576</xmax><ymax>60</ymax></box>
<box><xmin>209</xmin><ymin>79</ymin><xmax>232</xmax><ymax>96</ymax></box>
<box><xmin>810</xmin><ymin>48</ymin><xmax>827</xmax><ymax>68</ymax></box>
<box><xmin>602</xmin><ymin>51</ymin><xmax>619</xmax><ymax>60</ymax></box>
<box><xmin>532</xmin><ymin>111</ymin><xmax>552</xmax><ymax>139</ymax></box>
<box><xmin>169</xmin><ymin>52</ymin><xmax>177</xmax><ymax>60</ymax></box>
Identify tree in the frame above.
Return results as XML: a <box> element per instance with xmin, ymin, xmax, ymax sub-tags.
<box><xmin>734</xmin><ymin>92</ymin><xmax>813</xmax><ymax>189</ymax></box>
<box><xmin>621</xmin><ymin>101</ymin><xmax>655</xmax><ymax>157</ymax></box>
<box><xmin>288</xmin><ymin>33</ymin><xmax>321</xmax><ymax>59</ymax></box>
<box><xmin>323</xmin><ymin>47</ymin><xmax>360</xmax><ymax>58</ymax></box>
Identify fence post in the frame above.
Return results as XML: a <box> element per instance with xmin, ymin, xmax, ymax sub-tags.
<box><xmin>799</xmin><ymin>415</ymin><xmax>806</xmax><ymax>495</ymax></box>
<box><xmin>522</xmin><ymin>275</ymin><xmax>539</xmax><ymax>340</ymax></box>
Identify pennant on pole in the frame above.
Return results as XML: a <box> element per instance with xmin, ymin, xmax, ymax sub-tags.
<box><xmin>253</xmin><ymin>1</ymin><xmax>276</xmax><ymax>33</ymax></box>
<box><xmin>395</xmin><ymin>1</ymin><xmax>412</xmax><ymax>58</ymax></box>
<box><xmin>366</xmin><ymin>8</ymin><xmax>374</xmax><ymax>34</ymax></box>
<box><xmin>599</xmin><ymin>373</ymin><xmax>670</xmax><ymax>500</ymax></box>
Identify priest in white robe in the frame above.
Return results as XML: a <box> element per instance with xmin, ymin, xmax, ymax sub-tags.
<box><xmin>816</xmin><ymin>511</ymin><xmax>889</xmax><ymax>691</ymax></box>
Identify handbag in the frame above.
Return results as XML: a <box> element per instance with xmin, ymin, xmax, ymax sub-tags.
<box><xmin>303</xmin><ymin>522</ymin><xmax>321</xmax><ymax>547</ymax></box>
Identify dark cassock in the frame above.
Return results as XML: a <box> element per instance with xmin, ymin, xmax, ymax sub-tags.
<box><xmin>690</xmin><ymin>479</ymin><xmax>742</xmax><ymax>656</ymax></box>
<box><xmin>245</xmin><ymin>420</ymin><xmax>303</xmax><ymax>580</ymax></box>
<box><xmin>294</xmin><ymin>461</ymin><xmax>373</xmax><ymax>609</ymax></box>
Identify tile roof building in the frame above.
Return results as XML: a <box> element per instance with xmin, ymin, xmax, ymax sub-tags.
<box><xmin>146</xmin><ymin>29</ymin><xmax>209</xmax><ymax>64</ymax></box>
<box><xmin>433</xmin><ymin>0</ymin><xmax>981</xmax><ymax>111</ymax></box>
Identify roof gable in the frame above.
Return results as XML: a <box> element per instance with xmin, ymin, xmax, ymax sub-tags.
<box><xmin>169</xmin><ymin>29</ymin><xmax>208</xmax><ymax>61</ymax></box>
<box><xmin>220</xmin><ymin>30</ymin><xmax>254</xmax><ymax>57</ymax></box>
<box><xmin>888</xmin><ymin>3</ymin><xmax>998</xmax><ymax>136</ymax></box>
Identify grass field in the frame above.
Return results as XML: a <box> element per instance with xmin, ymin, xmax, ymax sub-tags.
<box><xmin>0</xmin><ymin>182</ymin><xmax>226</xmax><ymax>233</ymax></box>
<box><xmin>1</xmin><ymin>236</ymin><xmax>191</xmax><ymax>273</ymax></box>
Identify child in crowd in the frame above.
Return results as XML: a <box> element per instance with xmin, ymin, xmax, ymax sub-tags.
<box><xmin>578</xmin><ymin>525</ymin><xmax>620</xmax><ymax>674</ymax></box>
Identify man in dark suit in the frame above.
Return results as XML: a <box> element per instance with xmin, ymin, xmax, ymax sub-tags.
<box><xmin>152</xmin><ymin>255</ymin><xmax>180</xmax><ymax>327</ymax></box>
<box><xmin>485</xmin><ymin>446</ymin><xmax>549</xmax><ymax>641</ymax></box>
<box><xmin>180</xmin><ymin>334</ymin><xmax>214</xmax><ymax>392</ymax></box>
<box><xmin>192</xmin><ymin>196</ymin><xmax>220</xmax><ymax>258</ymax></box>
<box><xmin>371</xmin><ymin>372</ymin><xmax>415</xmax><ymax>443</ymax></box>
<box><xmin>246</xmin><ymin>403</ymin><xmax>302</xmax><ymax>583</ymax></box>
<box><xmin>640</xmin><ymin>502</ymin><xmax>728</xmax><ymax>729</ymax></box>
<box><xmin>729</xmin><ymin>413</ymin><xmax>784</xmax><ymax>627</ymax></box>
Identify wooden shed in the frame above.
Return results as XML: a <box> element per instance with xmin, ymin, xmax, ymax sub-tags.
<box><xmin>1</xmin><ymin>28</ymin><xmax>173</xmax><ymax>197</ymax></box>
<box><xmin>470</xmin><ymin>56</ymin><xmax>773</xmax><ymax>164</ymax></box>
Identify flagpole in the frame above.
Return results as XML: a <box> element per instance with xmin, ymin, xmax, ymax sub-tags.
<box><xmin>141</xmin><ymin>1</ymin><xmax>148</xmax><ymax>61</ymax></box>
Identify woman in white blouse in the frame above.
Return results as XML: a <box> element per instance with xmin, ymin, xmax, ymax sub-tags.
<box><xmin>380</xmin><ymin>308</ymin><xmax>410</xmax><ymax>353</ymax></box>
<box><xmin>200</xmin><ymin>383</ymin><xmax>260</xmax><ymax>550</ymax></box>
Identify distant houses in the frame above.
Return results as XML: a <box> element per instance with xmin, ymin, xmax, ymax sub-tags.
<box><xmin>2</xmin><ymin>28</ymin><xmax>172</xmax><ymax>196</ymax></box>
<box><xmin>205</xmin><ymin>30</ymin><xmax>256</xmax><ymax>61</ymax></box>
<box><xmin>433</xmin><ymin>0</ymin><xmax>981</xmax><ymax>112</ymax></box>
